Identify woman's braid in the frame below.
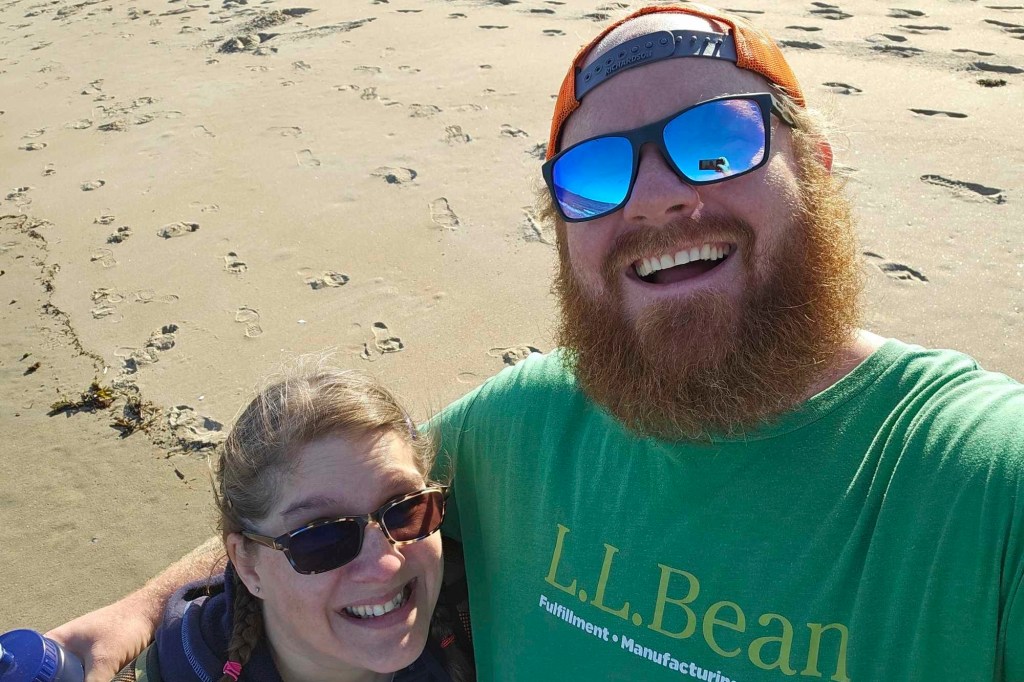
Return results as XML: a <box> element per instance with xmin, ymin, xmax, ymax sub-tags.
<box><xmin>217</xmin><ymin>570</ymin><xmax>264</xmax><ymax>682</ymax></box>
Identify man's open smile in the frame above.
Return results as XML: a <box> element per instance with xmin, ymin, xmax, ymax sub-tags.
<box><xmin>632</xmin><ymin>241</ymin><xmax>735</xmax><ymax>284</ymax></box>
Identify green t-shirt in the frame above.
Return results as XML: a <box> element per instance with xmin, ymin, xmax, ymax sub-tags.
<box><xmin>435</xmin><ymin>339</ymin><xmax>1024</xmax><ymax>681</ymax></box>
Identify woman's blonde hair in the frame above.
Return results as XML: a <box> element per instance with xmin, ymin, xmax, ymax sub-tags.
<box><xmin>212</xmin><ymin>363</ymin><xmax>436</xmax><ymax>681</ymax></box>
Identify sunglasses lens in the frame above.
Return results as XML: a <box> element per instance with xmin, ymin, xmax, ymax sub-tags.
<box><xmin>383</xmin><ymin>490</ymin><xmax>446</xmax><ymax>542</ymax></box>
<box><xmin>664</xmin><ymin>98</ymin><xmax>766</xmax><ymax>183</ymax></box>
<box><xmin>289</xmin><ymin>520</ymin><xmax>362</xmax><ymax>574</ymax></box>
<box><xmin>551</xmin><ymin>136</ymin><xmax>633</xmax><ymax>220</ymax></box>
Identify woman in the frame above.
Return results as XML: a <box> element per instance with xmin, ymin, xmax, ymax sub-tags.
<box><xmin>115</xmin><ymin>366</ymin><xmax>472</xmax><ymax>682</ymax></box>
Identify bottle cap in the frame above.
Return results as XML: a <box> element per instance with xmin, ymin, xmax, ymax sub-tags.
<box><xmin>0</xmin><ymin>630</ymin><xmax>59</xmax><ymax>682</ymax></box>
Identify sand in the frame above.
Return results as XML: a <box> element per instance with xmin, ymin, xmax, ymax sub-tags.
<box><xmin>0</xmin><ymin>0</ymin><xmax>1021</xmax><ymax>631</ymax></box>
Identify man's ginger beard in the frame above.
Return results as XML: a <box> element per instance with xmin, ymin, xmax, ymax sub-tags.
<box><xmin>551</xmin><ymin>137</ymin><xmax>863</xmax><ymax>440</ymax></box>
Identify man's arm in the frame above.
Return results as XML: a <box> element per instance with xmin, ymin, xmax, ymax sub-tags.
<box><xmin>46</xmin><ymin>536</ymin><xmax>225</xmax><ymax>682</ymax></box>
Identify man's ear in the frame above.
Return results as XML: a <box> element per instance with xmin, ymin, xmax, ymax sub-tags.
<box><xmin>818</xmin><ymin>139</ymin><xmax>834</xmax><ymax>172</ymax></box>
<box><xmin>226</xmin><ymin>532</ymin><xmax>262</xmax><ymax>595</ymax></box>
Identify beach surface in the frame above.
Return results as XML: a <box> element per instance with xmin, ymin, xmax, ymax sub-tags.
<box><xmin>1</xmin><ymin>0</ymin><xmax>1021</xmax><ymax>630</ymax></box>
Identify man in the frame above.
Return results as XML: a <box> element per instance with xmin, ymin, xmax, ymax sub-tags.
<box><xmin>51</xmin><ymin>5</ymin><xmax>1024</xmax><ymax>681</ymax></box>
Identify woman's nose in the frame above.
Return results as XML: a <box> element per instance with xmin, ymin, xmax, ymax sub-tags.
<box><xmin>347</xmin><ymin>523</ymin><xmax>403</xmax><ymax>581</ymax></box>
<box><xmin>620</xmin><ymin>143</ymin><xmax>701</xmax><ymax>224</ymax></box>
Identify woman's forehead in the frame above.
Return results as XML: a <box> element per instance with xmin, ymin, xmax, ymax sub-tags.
<box><xmin>274</xmin><ymin>432</ymin><xmax>423</xmax><ymax>515</ymax></box>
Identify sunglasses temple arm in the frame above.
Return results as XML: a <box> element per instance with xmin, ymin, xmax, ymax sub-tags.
<box><xmin>242</xmin><ymin>531</ymin><xmax>285</xmax><ymax>551</ymax></box>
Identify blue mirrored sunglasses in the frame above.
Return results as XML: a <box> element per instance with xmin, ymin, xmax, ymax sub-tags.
<box><xmin>542</xmin><ymin>93</ymin><xmax>795</xmax><ymax>223</ymax></box>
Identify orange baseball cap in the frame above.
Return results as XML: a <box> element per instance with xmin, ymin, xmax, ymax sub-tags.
<box><xmin>547</xmin><ymin>4</ymin><xmax>806</xmax><ymax>160</ymax></box>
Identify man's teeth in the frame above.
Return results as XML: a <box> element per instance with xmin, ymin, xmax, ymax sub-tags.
<box><xmin>634</xmin><ymin>244</ymin><xmax>732</xmax><ymax>278</ymax></box>
<box><xmin>344</xmin><ymin>588</ymin><xmax>408</xmax><ymax>619</ymax></box>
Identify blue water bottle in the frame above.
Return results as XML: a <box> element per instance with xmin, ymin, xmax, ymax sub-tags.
<box><xmin>0</xmin><ymin>630</ymin><xmax>85</xmax><ymax>682</ymax></box>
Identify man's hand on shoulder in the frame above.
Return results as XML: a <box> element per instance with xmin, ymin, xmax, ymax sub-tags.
<box><xmin>46</xmin><ymin>590</ymin><xmax>160</xmax><ymax>682</ymax></box>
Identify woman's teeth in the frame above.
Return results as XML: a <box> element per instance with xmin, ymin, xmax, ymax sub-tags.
<box><xmin>634</xmin><ymin>243</ymin><xmax>732</xmax><ymax>278</ymax></box>
<box><xmin>344</xmin><ymin>586</ymin><xmax>409</xmax><ymax>619</ymax></box>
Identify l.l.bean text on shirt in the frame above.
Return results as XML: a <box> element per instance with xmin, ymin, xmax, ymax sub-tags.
<box><xmin>543</xmin><ymin>523</ymin><xmax>850</xmax><ymax>682</ymax></box>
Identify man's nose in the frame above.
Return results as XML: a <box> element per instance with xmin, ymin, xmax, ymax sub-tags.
<box><xmin>620</xmin><ymin>143</ymin><xmax>701</xmax><ymax>224</ymax></box>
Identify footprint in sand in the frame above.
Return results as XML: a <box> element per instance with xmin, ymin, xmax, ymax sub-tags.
<box><xmin>224</xmin><ymin>251</ymin><xmax>247</xmax><ymax>273</ymax></box>
<box><xmin>543</xmin><ymin>29</ymin><xmax>565</xmax><ymax>36</ymax></box>
<box><xmin>81</xmin><ymin>179</ymin><xmax>105</xmax><ymax>191</ymax></box>
<box><xmin>334</xmin><ymin>84</ymin><xmax>360</xmax><ymax>92</ymax></box>
<box><xmin>872</xmin><ymin>44</ymin><xmax>923</xmax><ymax>57</ymax></box>
<box><xmin>90</xmin><ymin>248</ymin><xmax>117</xmax><ymax>268</ymax></box>
<box><xmin>977</xmin><ymin>78</ymin><xmax>1008</xmax><ymax>87</ymax></box>
<box><xmin>22</xmin><ymin>128</ymin><xmax>46</xmax><ymax>138</ymax></box>
<box><xmin>823</xmin><ymin>82</ymin><xmax>863</xmax><ymax>94</ymax></box>
<box><xmin>91</xmin><ymin>302</ymin><xmax>122</xmax><ymax>322</ymax></box>
<box><xmin>863</xmin><ymin>252</ymin><xmax>928</xmax><ymax>283</ymax></box>
<box><xmin>984</xmin><ymin>19</ymin><xmax>1024</xmax><ymax>36</ymax></box>
<box><xmin>132</xmin><ymin>290</ymin><xmax>179</xmax><ymax>304</ymax></box>
<box><xmin>234</xmin><ymin>307</ymin><xmax>263</xmax><ymax>338</ymax></box>
<box><xmin>444</xmin><ymin>125</ymin><xmax>472</xmax><ymax>144</ymax></box>
<box><xmin>98</xmin><ymin>120</ymin><xmax>128</xmax><ymax>132</ymax></box>
<box><xmin>20</xmin><ymin>142</ymin><xmax>47</xmax><ymax>151</ymax></box>
<box><xmin>532</xmin><ymin>8</ymin><xmax>556</xmax><ymax>14</ymax></box>
<box><xmin>866</xmin><ymin>33</ymin><xmax>908</xmax><ymax>43</ymax></box>
<box><xmin>501</xmin><ymin>124</ymin><xmax>529</xmax><ymax>138</ymax></box>
<box><xmin>889</xmin><ymin>8</ymin><xmax>925</xmax><ymax>18</ymax></box>
<box><xmin>583</xmin><ymin>13</ymin><xmax>611</xmax><ymax>22</ymax></box>
<box><xmin>787</xmin><ymin>25</ymin><xmax>823</xmax><ymax>31</ymax></box>
<box><xmin>296</xmin><ymin>149</ymin><xmax>321</xmax><ymax>167</ymax></box>
<box><xmin>488</xmin><ymin>345</ymin><xmax>543</xmax><ymax>366</ymax></box>
<box><xmin>954</xmin><ymin>48</ymin><xmax>996</xmax><ymax>56</ymax></box>
<box><xmin>372</xmin><ymin>167</ymin><xmax>417</xmax><ymax>185</ymax></box>
<box><xmin>157</xmin><ymin>221</ymin><xmax>199</xmax><ymax>238</ymax></box>
<box><xmin>189</xmin><ymin>202</ymin><xmax>219</xmax><ymax>213</ymax></box>
<box><xmin>119</xmin><ymin>324</ymin><xmax>180</xmax><ymax>372</ymax></box>
<box><xmin>193</xmin><ymin>125</ymin><xmax>215</xmax><ymax>138</ymax></box>
<box><xmin>910</xmin><ymin>109</ymin><xmax>967</xmax><ymax>118</ymax></box>
<box><xmin>780</xmin><ymin>39</ymin><xmax>824</xmax><ymax>49</ymax></box>
<box><xmin>304</xmin><ymin>271</ymin><xmax>350</xmax><ymax>290</ymax></box>
<box><xmin>372</xmin><ymin>322</ymin><xmax>404</xmax><ymax>353</ymax></box>
<box><xmin>526</xmin><ymin>143</ymin><xmax>547</xmax><ymax>159</ymax></box>
<box><xmin>521</xmin><ymin>207</ymin><xmax>555</xmax><ymax>246</ymax></box>
<box><xmin>167</xmin><ymin>405</ymin><xmax>227</xmax><ymax>449</ymax></box>
<box><xmin>809</xmin><ymin>5</ymin><xmax>852</xmax><ymax>20</ymax></box>
<box><xmin>898</xmin><ymin>24</ymin><xmax>950</xmax><ymax>34</ymax></box>
<box><xmin>429</xmin><ymin>198</ymin><xmax>461</xmax><ymax>230</ymax></box>
<box><xmin>361</xmin><ymin>87</ymin><xmax>379</xmax><ymax>101</ymax></box>
<box><xmin>6</xmin><ymin>187</ymin><xmax>32</xmax><ymax>208</ymax></box>
<box><xmin>107</xmin><ymin>226</ymin><xmax>132</xmax><ymax>244</ymax></box>
<box><xmin>479</xmin><ymin>25</ymin><xmax>509</xmax><ymax>30</ymax></box>
<box><xmin>921</xmin><ymin>175</ymin><xmax>1006</xmax><ymax>204</ymax></box>
<box><xmin>42</xmin><ymin>164</ymin><xmax>56</xmax><ymax>177</ymax></box>
<box><xmin>268</xmin><ymin>125</ymin><xmax>302</xmax><ymax>136</ymax></box>
<box><xmin>409</xmin><ymin>104</ymin><xmax>442</xmax><ymax>118</ymax></box>
<box><xmin>67</xmin><ymin>119</ymin><xmax>93</xmax><ymax>129</ymax></box>
<box><xmin>972</xmin><ymin>61</ymin><xmax>1024</xmax><ymax>74</ymax></box>
<box><xmin>94</xmin><ymin>214</ymin><xmax>116</xmax><ymax>225</ymax></box>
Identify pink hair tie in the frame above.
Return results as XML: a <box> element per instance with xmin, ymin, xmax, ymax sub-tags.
<box><xmin>222</xmin><ymin>661</ymin><xmax>243</xmax><ymax>681</ymax></box>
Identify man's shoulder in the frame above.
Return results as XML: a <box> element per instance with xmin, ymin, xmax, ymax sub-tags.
<box><xmin>444</xmin><ymin>348</ymin><xmax>579</xmax><ymax>411</ymax></box>
<box><xmin>884</xmin><ymin>339</ymin><xmax>1024</xmax><ymax>468</ymax></box>
<box><xmin>433</xmin><ymin>348</ymin><xmax>596</xmax><ymax>442</ymax></box>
